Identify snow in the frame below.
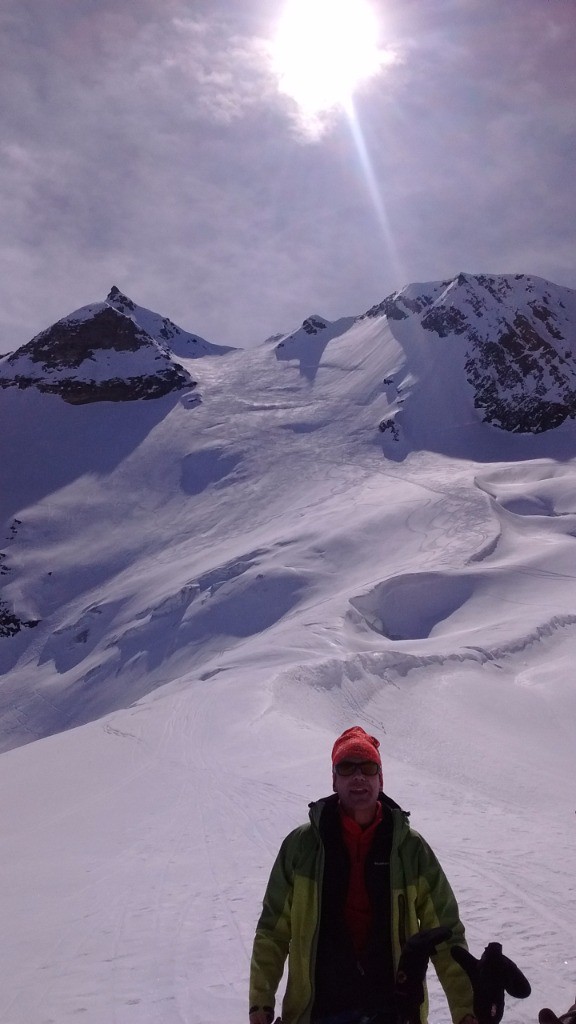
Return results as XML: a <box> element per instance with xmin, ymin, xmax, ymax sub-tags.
<box><xmin>105</xmin><ymin>289</ymin><xmax>235</xmax><ymax>358</ymax></box>
<box><xmin>1</xmin><ymin>280</ymin><xmax>576</xmax><ymax>1024</ymax></box>
<box><xmin>1</xmin><ymin>344</ymin><xmax>177</xmax><ymax>384</ymax></box>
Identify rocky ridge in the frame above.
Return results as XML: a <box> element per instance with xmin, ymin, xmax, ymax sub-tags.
<box><xmin>362</xmin><ymin>272</ymin><xmax>576</xmax><ymax>433</ymax></box>
<box><xmin>105</xmin><ymin>286</ymin><xmax>236</xmax><ymax>359</ymax></box>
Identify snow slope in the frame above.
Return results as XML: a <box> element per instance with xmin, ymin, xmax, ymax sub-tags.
<box><xmin>106</xmin><ymin>286</ymin><xmax>236</xmax><ymax>358</ymax></box>
<box><xmin>0</xmin><ymin>275</ymin><xmax>575</xmax><ymax>1024</ymax></box>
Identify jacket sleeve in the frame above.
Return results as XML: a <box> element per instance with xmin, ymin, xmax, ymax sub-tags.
<box><xmin>414</xmin><ymin>834</ymin><xmax>475</xmax><ymax>1024</ymax></box>
<box><xmin>249</xmin><ymin>832</ymin><xmax>296</xmax><ymax>1014</ymax></box>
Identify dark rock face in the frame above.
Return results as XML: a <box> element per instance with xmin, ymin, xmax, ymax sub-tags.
<box><xmin>0</xmin><ymin>305</ymin><xmax>195</xmax><ymax>404</ymax></box>
<box><xmin>0</xmin><ymin>525</ymin><xmax>40</xmax><ymax>635</ymax></box>
<box><xmin>106</xmin><ymin>285</ymin><xmax>135</xmax><ymax>313</ymax></box>
<box><xmin>464</xmin><ymin>311</ymin><xmax>576</xmax><ymax>433</ymax></box>
<box><xmin>302</xmin><ymin>316</ymin><xmax>327</xmax><ymax>335</ymax></box>
<box><xmin>421</xmin><ymin>305</ymin><xmax>469</xmax><ymax>337</ymax></box>
<box><xmin>22</xmin><ymin>370</ymin><xmax>196</xmax><ymax>405</ymax></box>
<box><xmin>363</xmin><ymin>295</ymin><xmax>409</xmax><ymax>321</ymax></box>
<box><xmin>363</xmin><ymin>283</ymin><xmax>451</xmax><ymax>321</ymax></box>
<box><xmin>0</xmin><ymin>601</ymin><xmax>39</xmax><ymax>637</ymax></box>
<box><xmin>11</xmin><ymin>306</ymin><xmax>154</xmax><ymax>368</ymax></box>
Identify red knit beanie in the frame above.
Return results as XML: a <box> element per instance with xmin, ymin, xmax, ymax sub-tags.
<box><xmin>331</xmin><ymin>726</ymin><xmax>382</xmax><ymax>768</ymax></box>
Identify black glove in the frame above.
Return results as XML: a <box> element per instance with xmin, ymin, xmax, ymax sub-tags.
<box><xmin>395</xmin><ymin>927</ymin><xmax>453</xmax><ymax>1024</ymax></box>
<box><xmin>451</xmin><ymin>942</ymin><xmax>531</xmax><ymax>1024</ymax></box>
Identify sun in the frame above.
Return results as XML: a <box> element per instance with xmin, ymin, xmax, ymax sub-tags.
<box><xmin>271</xmin><ymin>0</ymin><xmax>386</xmax><ymax>121</ymax></box>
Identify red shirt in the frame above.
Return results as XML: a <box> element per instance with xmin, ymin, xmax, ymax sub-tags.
<box><xmin>339</xmin><ymin>802</ymin><xmax>383</xmax><ymax>953</ymax></box>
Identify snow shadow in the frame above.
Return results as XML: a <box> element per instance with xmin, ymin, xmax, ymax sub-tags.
<box><xmin>350</xmin><ymin>571</ymin><xmax>476</xmax><ymax>640</ymax></box>
<box><xmin>0</xmin><ymin>388</ymin><xmax>178</xmax><ymax>522</ymax></box>
<box><xmin>0</xmin><ymin>563</ymin><xmax>310</xmax><ymax>751</ymax></box>
<box><xmin>38</xmin><ymin>600</ymin><xmax>125</xmax><ymax>674</ymax></box>
<box><xmin>112</xmin><ymin>568</ymin><xmax>308</xmax><ymax>669</ymax></box>
<box><xmin>280</xmin><ymin>421</ymin><xmax>324</xmax><ymax>434</ymax></box>
<box><xmin>476</xmin><ymin>464</ymin><xmax>576</xmax><ymax>519</ymax></box>
<box><xmin>274</xmin><ymin>316</ymin><xmax>355</xmax><ymax>382</ymax></box>
<box><xmin>275</xmin><ymin>336</ymin><xmax>332</xmax><ymax>382</ymax></box>
<box><xmin>180</xmin><ymin>448</ymin><xmax>244</xmax><ymax>495</ymax></box>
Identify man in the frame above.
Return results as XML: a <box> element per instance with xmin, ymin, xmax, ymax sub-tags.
<box><xmin>249</xmin><ymin>726</ymin><xmax>475</xmax><ymax>1024</ymax></box>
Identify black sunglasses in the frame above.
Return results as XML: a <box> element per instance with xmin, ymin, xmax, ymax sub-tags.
<box><xmin>334</xmin><ymin>760</ymin><xmax>380</xmax><ymax>777</ymax></box>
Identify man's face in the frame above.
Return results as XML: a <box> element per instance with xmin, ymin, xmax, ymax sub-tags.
<box><xmin>333</xmin><ymin>758</ymin><xmax>381</xmax><ymax>820</ymax></box>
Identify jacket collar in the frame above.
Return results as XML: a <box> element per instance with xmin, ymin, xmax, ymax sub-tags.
<box><xmin>308</xmin><ymin>790</ymin><xmax>409</xmax><ymax>831</ymax></box>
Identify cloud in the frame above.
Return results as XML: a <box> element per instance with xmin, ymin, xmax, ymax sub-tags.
<box><xmin>166</xmin><ymin>17</ymin><xmax>276</xmax><ymax>125</ymax></box>
<box><xmin>0</xmin><ymin>0</ymin><xmax>574</xmax><ymax>355</ymax></box>
<box><xmin>0</xmin><ymin>3</ymin><xmax>289</xmax><ymax>346</ymax></box>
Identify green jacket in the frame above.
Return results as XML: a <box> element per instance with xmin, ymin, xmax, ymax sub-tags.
<box><xmin>250</xmin><ymin>794</ymin><xmax>474</xmax><ymax>1024</ymax></box>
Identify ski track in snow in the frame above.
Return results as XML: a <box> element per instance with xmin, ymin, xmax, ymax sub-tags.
<box><xmin>1</xmin><ymin>309</ymin><xmax>576</xmax><ymax>1022</ymax></box>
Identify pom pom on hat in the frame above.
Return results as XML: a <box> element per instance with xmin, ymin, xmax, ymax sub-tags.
<box><xmin>332</xmin><ymin>726</ymin><xmax>382</xmax><ymax>768</ymax></box>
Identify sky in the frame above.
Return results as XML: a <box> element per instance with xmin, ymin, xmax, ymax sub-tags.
<box><xmin>1</xmin><ymin>0</ymin><xmax>576</xmax><ymax>354</ymax></box>
<box><xmin>1</xmin><ymin>283</ymin><xmax>576</xmax><ymax>1022</ymax></box>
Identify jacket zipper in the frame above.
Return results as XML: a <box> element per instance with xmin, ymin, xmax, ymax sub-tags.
<box><xmin>398</xmin><ymin>892</ymin><xmax>407</xmax><ymax>950</ymax></box>
<box><xmin>302</xmin><ymin>825</ymin><xmax>325</xmax><ymax>1024</ymax></box>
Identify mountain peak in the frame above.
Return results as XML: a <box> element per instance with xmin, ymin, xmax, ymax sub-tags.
<box><xmin>366</xmin><ymin>272</ymin><xmax>576</xmax><ymax>436</ymax></box>
<box><xmin>105</xmin><ymin>288</ymin><xmax>236</xmax><ymax>359</ymax></box>
<box><xmin>0</xmin><ymin>303</ymin><xmax>195</xmax><ymax>404</ymax></box>
<box><xmin>106</xmin><ymin>285</ymin><xmax>135</xmax><ymax>312</ymax></box>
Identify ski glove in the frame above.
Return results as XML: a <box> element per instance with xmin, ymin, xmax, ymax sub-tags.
<box><xmin>451</xmin><ymin>942</ymin><xmax>530</xmax><ymax>1024</ymax></box>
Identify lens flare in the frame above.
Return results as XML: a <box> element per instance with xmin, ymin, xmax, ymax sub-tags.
<box><xmin>271</xmin><ymin>0</ymin><xmax>385</xmax><ymax>118</ymax></box>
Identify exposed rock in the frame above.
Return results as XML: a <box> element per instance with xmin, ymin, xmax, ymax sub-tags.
<box><xmin>367</xmin><ymin>272</ymin><xmax>576</xmax><ymax>435</ymax></box>
<box><xmin>464</xmin><ymin>310</ymin><xmax>576</xmax><ymax>433</ymax></box>
<box><xmin>105</xmin><ymin>287</ymin><xmax>235</xmax><ymax>357</ymax></box>
<box><xmin>421</xmin><ymin>305</ymin><xmax>469</xmax><ymax>337</ymax></box>
<box><xmin>0</xmin><ymin>601</ymin><xmax>39</xmax><ymax>637</ymax></box>
<box><xmin>106</xmin><ymin>285</ymin><xmax>135</xmax><ymax>313</ymax></box>
<box><xmin>0</xmin><ymin>304</ymin><xmax>196</xmax><ymax>404</ymax></box>
<box><xmin>362</xmin><ymin>282</ymin><xmax>452</xmax><ymax>321</ymax></box>
<box><xmin>378</xmin><ymin>418</ymin><xmax>399</xmax><ymax>440</ymax></box>
<box><xmin>302</xmin><ymin>316</ymin><xmax>328</xmax><ymax>335</ymax></box>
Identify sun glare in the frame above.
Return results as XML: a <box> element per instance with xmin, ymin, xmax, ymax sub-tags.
<box><xmin>271</xmin><ymin>0</ymin><xmax>386</xmax><ymax>121</ymax></box>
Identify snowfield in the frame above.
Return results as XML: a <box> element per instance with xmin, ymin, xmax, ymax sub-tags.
<box><xmin>0</xmin><ymin>277</ymin><xmax>575</xmax><ymax>1024</ymax></box>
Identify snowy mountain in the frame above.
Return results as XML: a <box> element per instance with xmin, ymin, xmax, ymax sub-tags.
<box><xmin>0</xmin><ymin>302</ymin><xmax>196</xmax><ymax>404</ymax></box>
<box><xmin>361</xmin><ymin>272</ymin><xmax>576</xmax><ymax>437</ymax></box>
<box><xmin>0</xmin><ymin>272</ymin><xmax>575</xmax><ymax>1024</ymax></box>
<box><xmin>0</xmin><ymin>286</ymin><xmax>235</xmax><ymax>404</ymax></box>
